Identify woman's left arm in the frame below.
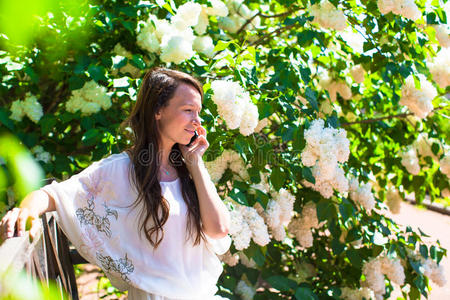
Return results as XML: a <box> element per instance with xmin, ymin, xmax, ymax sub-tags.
<box><xmin>180</xmin><ymin>126</ymin><xmax>230</xmax><ymax>239</ymax></box>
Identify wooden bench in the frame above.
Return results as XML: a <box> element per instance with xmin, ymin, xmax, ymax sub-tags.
<box><xmin>0</xmin><ymin>212</ymin><xmax>88</xmax><ymax>299</ymax></box>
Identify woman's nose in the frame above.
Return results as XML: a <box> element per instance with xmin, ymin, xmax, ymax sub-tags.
<box><xmin>192</xmin><ymin>113</ymin><xmax>201</xmax><ymax>125</ymax></box>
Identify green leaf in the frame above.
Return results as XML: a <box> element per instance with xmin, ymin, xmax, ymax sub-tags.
<box><xmin>332</xmin><ymin>238</ymin><xmax>345</xmax><ymax>255</ymax></box>
<box><xmin>68</xmin><ymin>76</ymin><xmax>85</xmax><ymax>90</ymax></box>
<box><xmin>431</xmin><ymin>143</ymin><xmax>440</xmax><ymax>156</ymax></box>
<box><xmin>267</xmin><ymin>276</ymin><xmax>297</xmax><ymax>292</ymax></box>
<box><xmin>302</xmin><ymin>167</ymin><xmax>315</xmax><ymax>184</ymax></box>
<box><xmin>316</xmin><ymin>199</ymin><xmax>336</xmax><ymax>222</ymax></box>
<box><xmin>346</xmin><ymin>248</ymin><xmax>362</xmax><ymax>268</ymax></box>
<box><xmin>130</xmin><ymin>54</ymin><xmax>146</xmax><ymax>69</ymax></box>
<box><xmin>229</xmin><ymin>188</ymin><xmax>248</xmax><ymax>205</ymax></box>
<box><xmin>88</xmin><ymin>65</ymin><xmax>107</xmax><ymax>82</ymax></box>
<box><xmin>82</xmin><ymin>128</ymin><xmax>100</xmax><ymax>146</ymax></box>
<box><xmin>295</xmin><ymin>286</ymin><xmax>317</xmax><ymax>300</ymax></box>
<box><xmin>0</xmin><ymin>107</ymin><xmax>15</xmax><ymax>130</ymax></box>
<box><xmin>419</xmin><ymin>244</ymin><xmax>428</xmax><ymax>258</ymax></box>
<box><xmin>39</xmin><ymin>115</ymin><xmax>56</xmax><ymax>135</ymax></box>
<box><xmin>338</xmin><ymin>198</ymin><xmax>354</xmax><ymax>221</ymax></box>
<box><xmin>213</xmin><ymin>40</ymin><xmax>231</xmax><ymax>52</ymax></box>
<box><xmin>305</xmin><ymin>87</ymin><xmax>318</xmax><ymax>111</ymax></box>
<box><xmin>270</xmin><ymin>167</ymin><xmax>286</xmax><ymax>191</ymax></box>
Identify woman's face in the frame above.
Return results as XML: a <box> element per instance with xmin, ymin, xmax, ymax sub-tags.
<box><xmin>155</xmin><ymin>83</ymin><xmax>202</xmax><ymax>147</ymax></box>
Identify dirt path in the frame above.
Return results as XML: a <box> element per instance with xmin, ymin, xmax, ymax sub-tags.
<box><xmin>387</xmin><ymin>202</ymin><xmax>450</xmax><ymax>299</ymax></box>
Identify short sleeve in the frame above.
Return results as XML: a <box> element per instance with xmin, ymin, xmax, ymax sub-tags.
<box><xmin>40</xmin><ymin>161</ymin><xmax>103</xmax><ymax>263</ymax></box>
<box><xmin>204</xmin><ymin>233</ymin><xmax>231</xmax><ymax>255</ymax></box>
<box><xmin>39</xmin><ymin>154</ymin><xmax>128</xmax><ymax>266</ymax></box>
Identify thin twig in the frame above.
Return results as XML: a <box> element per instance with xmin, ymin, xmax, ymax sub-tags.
<box><xmin>236</xmin><ymin>12</ymin><xmax>261</xmax><ymax>35</ymax></box>
<box><xmin>341</xmin><ymin>107</ymin><xmax>446</xmax><ymax>126</ymax></box>
<box><xmin>259</xmin><ymin>9</ymin><xmax>297</xmax><ymax>19</ymax></box>
<box><xmin>250</xmin><ymin>23</ymin><xmax>299</xmax><ymax>46</ymax></box>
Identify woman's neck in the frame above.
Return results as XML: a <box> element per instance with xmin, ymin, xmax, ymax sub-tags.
<box><xmin>158</xmin><ymin>141</ymin><xmax>177</xmax><ymax>181</ymax></box>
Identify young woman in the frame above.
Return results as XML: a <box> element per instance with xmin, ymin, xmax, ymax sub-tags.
<box><xmin>0</xmin><ymin>68</ymin><xmax>231</xmax><ymax>299</ymax></box>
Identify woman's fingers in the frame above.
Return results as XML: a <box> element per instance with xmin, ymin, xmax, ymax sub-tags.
<box><xmin>29</xmin><ymin>217</ymin><xmax>41</xmax><ymax>240</ymax></box>
<box><xmin>0</xmin><ymin>208</ymin><xmax>41</xmax><ymax>242</ymax></box>
<box><xmin>3</xmin><ymin>208</ymin><xmax>20</xmax><ymax>239</ymax></box>
<box><xmin>17</xmin><ymin>208</ymin><xmax>32</xmax><ymax>237</ymax></box>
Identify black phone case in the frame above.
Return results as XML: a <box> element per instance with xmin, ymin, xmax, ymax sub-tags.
<box><xmin>186</xmin><ymin>131</ymin><xmax>198</xmax><ymax>147</ymax></box>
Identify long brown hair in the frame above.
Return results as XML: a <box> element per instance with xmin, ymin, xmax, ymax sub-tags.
<box><xmin>122</xmin><ymin>67</ymin><xmax>205</xmax><ymax>248</ymax></box>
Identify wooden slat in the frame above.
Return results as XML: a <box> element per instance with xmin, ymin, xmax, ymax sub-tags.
<box><xmin>0</xmin><ymin>210</ymin><xmax>87</xmax><ymax>299</ymax></box>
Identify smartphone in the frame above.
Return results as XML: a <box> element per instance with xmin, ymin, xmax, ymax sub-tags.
<box><xmin>186</xmin><ymin>130</ymin><xmax>198</xmax><ymax>147</ymax></box>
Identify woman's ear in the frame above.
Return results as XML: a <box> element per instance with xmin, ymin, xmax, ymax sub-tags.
<box><xmin>155</xmin><ymin>109</ymin><xmax>162</xmax><ymax>120</ymax></box>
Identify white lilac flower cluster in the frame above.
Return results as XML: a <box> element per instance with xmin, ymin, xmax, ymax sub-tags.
<box><xmin>377</xmin><ymin>0</ymin><xmax>421</xmax><ymax>21</ymax></box>
<box><xmin>31</xmin><ymin>146</ymin><xmax>51</xmax><ymax>164</ymax></box>
<box><xmin>350</xmin><ymin>65</ymin><xmax>366</xmax><ymax>84</ymax></box>
<box><xmin>204</xmin><ymin>149</ymin><xmax>249</xmax><ymax>182</ymax></box>
<box><xmin>218</xmin><ymin>0</ymin><xmax>260</xmax><ymax>34</ymax></box>
<box><xmin>319</xmin><ymin>73</ymin><xmax>352</xmax><ymax>102</ymax></box>
<box><xmin>428</xmin><ymin>48</ymin><xmax>450</xmax><ymax>89</ymax></box>
<box><xmin>66</xmin><ymin>81</ymin><xmax>112</xmax><ymax>115</ymax></box>
<box><xmin>287</xmin><ymin>202</ymin><xmax>320</xmax><ymax>248</ymax></box>
<box><xmin>210</xmin><ymin>80</ymin><xmax>259</xmax><ymax>136</ymax></box>
<box><xmin>399</xmin><ymin>146</ymin><xmax>420</xmax><ymax>175</ymax></box>
<box><xmin>385</xmin><ymin>187</ymin><xmax>402</xmax><ymax>214</ymax></box>
<box><xmin>218</xmin><ymin>250</ymin><xmax>239</xmax><ymax>266</ymax></box>
<box><xmin>235</xmin><ymin>280</ymin><xmax>256</xmax><ymax>300</ymax></box>
<box><xmin>349</xmin><ymin>177</ymin><xmax>375</xmax><ymax>213</ymax></box>
<box><xmin>260</xmin><ymin>188</ymin><xmax>296</xmax><ymax>241</ymax></box>
<box><xmin>412</xmin><ymin>133</ymin><xmax>439</xmax><ymax>161</ymax></box>
<box><xmin>362</xmin><ymin>256</ymin><xmax>405</xmax><ymax>299</ymax></box>
<box><xmin>422</xmin><ymin>258</ymin><xmax>447</xmax><ymax>287</ymax></box>
<box><xmin>309</xmin><ymin>0</ymin><xmax>347</xmax><ymax>31</ymax></box>
<box><xmin>227</xmin><ymin>199</ymin><xmax>270</xmax><ymax>250</ymax></box>
<box><xmin>432</xmin><ymin>24</ymin><xmax>450</xmax><ymax>48</ymax></box>
<box><xmin>440</xmin><ymin>152</ymin><xmax>450</xmax><ymax>179</ymax></box>
<box><xmin>406</xmin><ymin>248</ymin><xmax>447</xmax><ymax>287</ymax></box>
<box><xmin>112</xmin><ymin>44</ymin><xmax>141</xmax><ymax>78</ymax></box>
<box><xmin>136</xmin><ymin>1</ymin><xmax>227</xmax><ymax>64</ymax></box>
<box><xmin>399</xmin><ymin>75</ymin><xmax>437</xmax><ymax>119</ymax></box>
<box><xmin>340</xmin><ymin>287</ymin><xmax>375</xmax><ymax>300</ymax></box>
<box><xmin>301</xmin><ymin>119</ymin><xmax>350</xmax><ymax>198</ymax></box>
<box><xmin>10</xmin><ymin>93</ymin><xmax>43</xmax><ymax>123</ymax></box>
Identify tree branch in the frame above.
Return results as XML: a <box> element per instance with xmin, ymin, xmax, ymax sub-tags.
<box><xmin>236</xmin><ymin>8</ymin><xmax>298</xmax><ymax>35</ymax></box>
<box><xmin>250</xmin><ymin>23</ymin><xmax>299</xmax><ymax>46</ymax></box>
<box><xmin>236</xmin><ymin>12</ymin><xmax>261</xmax><ymax>35</ymax></box>
<box><xmin>341</xmin><ymin>107</ymin><xmax>446</xmax><ymax>126</ymax></box>
<box><xmin>259</xmin><ymin>9</ymin><xmax>297</xmax><ymax>19</ymax></box>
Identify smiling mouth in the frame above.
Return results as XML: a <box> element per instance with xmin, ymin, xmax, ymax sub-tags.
<box><xmin>185</xmin><ymin>129</ymin><xmax>195</xmax><ymax>135</ymax></box>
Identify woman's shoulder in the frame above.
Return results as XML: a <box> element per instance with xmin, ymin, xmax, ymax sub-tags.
<box><xmin>96</xmin><ymin>151</ymin><xmax>130</xmax><ymax>167</ymax></box>
<box><xmin>84</xmin><ymin>151</ymin><xmax>131</xmax><ymax>177</ymax></box>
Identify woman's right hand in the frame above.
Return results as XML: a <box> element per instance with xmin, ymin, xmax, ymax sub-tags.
<box><xmin>0</xmin><ymin>190</ymin><xmax>54</xmax><ymax>243</ymax></box>
<box><xmin>0</xmin><ymin>206</ymin><xmax>41</xmax><ymax>243</ymax></box>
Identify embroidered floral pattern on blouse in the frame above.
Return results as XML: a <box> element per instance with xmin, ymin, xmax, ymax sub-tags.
<box><xmin>76</xmin><ymin>177</ymin><xmax>118</xmax><ymax>238</ymax></box>
<box><xmin>76</xmin><ymin>194</ymin><xmax>118</xmax><ymax>238</ymax></box>
<box><xmin>79</xmin><ymin>227</ymin><xmax>105</xmax><ymax>259</ymax></box>
<box><xmin>96</xmin><ymin>252</ymin><xmax>134</xmax><ymax>283</ymax></box>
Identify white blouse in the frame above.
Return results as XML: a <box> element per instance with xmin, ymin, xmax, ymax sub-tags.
<box><xmin>41</xmin><ymin>152</ymin><xmax>231</xmax><ymax>300</ymax></box>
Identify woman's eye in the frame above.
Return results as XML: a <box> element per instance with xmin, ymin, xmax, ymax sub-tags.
<box><xmin>185</xmin><ymin>109</ymin><xmax>192</xmax><ymax>112</ymax></box>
